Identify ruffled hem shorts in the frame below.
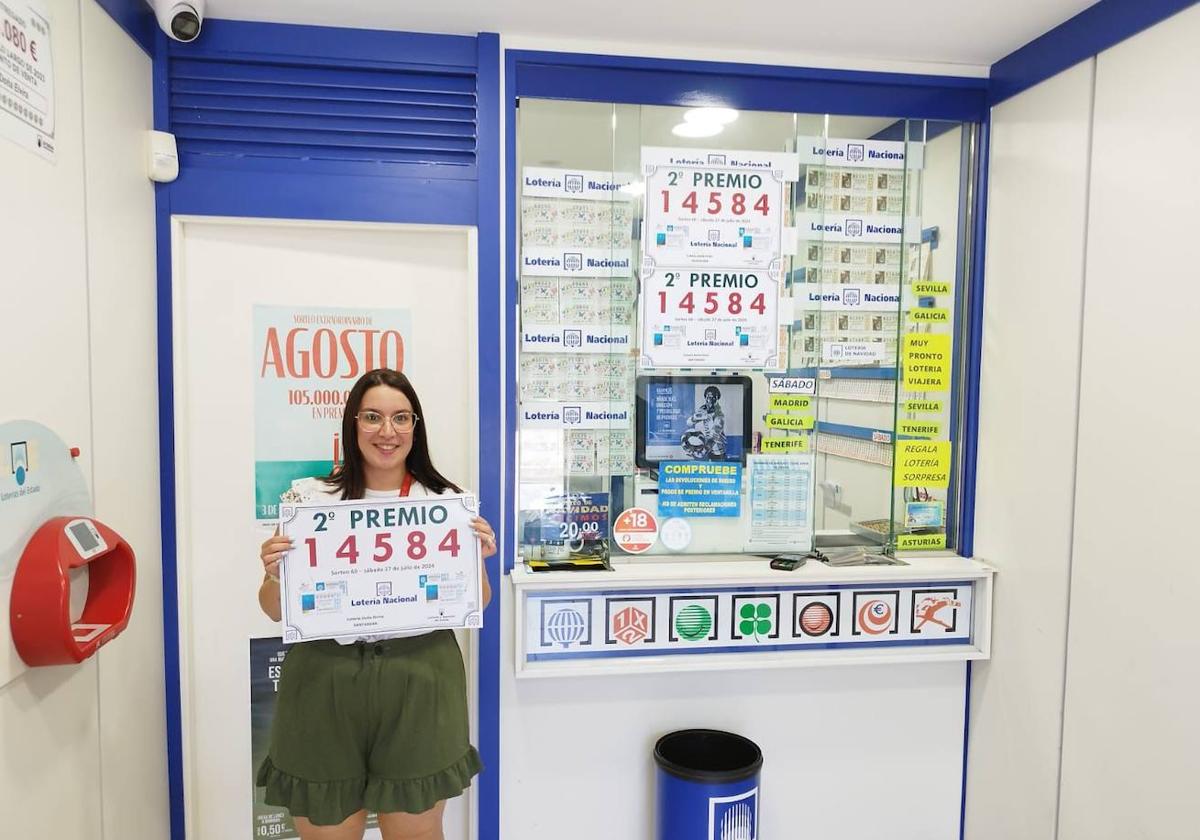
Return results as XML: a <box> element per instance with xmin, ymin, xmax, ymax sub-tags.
<box><xmin>257</xmin><ymin>630</ymin><xmax>482</xmax><ymax>826</ymax></box>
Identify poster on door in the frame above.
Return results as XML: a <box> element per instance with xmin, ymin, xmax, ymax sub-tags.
<box><xmin>0</xmin><ymin>0</ymin><xmax>55</xmax><ymax>160</ymax></box>
<box><xmin>253</xmin><ymin>305</ymin><xmax>412</xmax><ymax>521</ymax></box>
<box><xmin>250</xmin><ymin>638</ymin><xmax>383</xmax><ymax>839</ymax></box>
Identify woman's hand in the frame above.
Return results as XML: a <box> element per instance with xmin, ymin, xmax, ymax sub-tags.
<box><xmin>260</xmin><ymin>534</ymin><xmax>293</xmax><ymax>580</ymax></box>
<box><xmin>470</xmin><ymin>516</ymin><xmax>497</xmax><ymax>560</ymax></box>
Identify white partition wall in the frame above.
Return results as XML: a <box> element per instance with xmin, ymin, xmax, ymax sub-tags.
<box><xmin>1057</xmin><ymin>7</ymin><xmax>1200</xmax><ymax>838</ymax></box>
<box><xmin>968</xmin><ymin>6</ymin><xmax>1200</xmax><ymax>839</ymax></box>
<box><xmin>0</xmin><ymin>2</ymin><xmax>161</xmax><ymax>838</ymax></box>
<box><xmin>966</xmin><ymin>59</ymin><xmax>1095</xmax><ymax>840</ymax></box>
<box><xmin>171</xmin><ymin>218</ymin><xmax>478</xmax><ymax>840</ymax></box>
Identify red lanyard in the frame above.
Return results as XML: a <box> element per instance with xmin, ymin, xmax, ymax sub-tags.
<box><xmin>400</xmin><ymin>473</ymin><xmax>413</xmax><ymax>498</ymax></box>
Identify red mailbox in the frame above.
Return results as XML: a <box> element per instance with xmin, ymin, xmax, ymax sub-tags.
<box><xmin>10</xmin><ymin>517</ymin><xmax>136</xmax><ymax>666</ymax></box>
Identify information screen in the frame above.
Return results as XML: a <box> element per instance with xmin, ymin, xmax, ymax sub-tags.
<box><xmin>636</xmin><ymin>375</ymin><xmax>751</xmax><ymax>467</ymax></box>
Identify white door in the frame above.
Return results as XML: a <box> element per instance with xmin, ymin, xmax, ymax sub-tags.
<box><xmin>171</xmin><ymin>216</ymin><xmax>478</xmax><ymax>840</ymax></box>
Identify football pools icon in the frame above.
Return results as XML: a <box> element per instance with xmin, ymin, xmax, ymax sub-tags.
<box><xmin>612</xmin><ymin>606</ymin><xmax>650</xmax><ymax>645</ymax></box>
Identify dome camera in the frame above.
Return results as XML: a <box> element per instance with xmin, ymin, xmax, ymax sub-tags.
<box><xmin>149</xmin><ymin>0</ymin><xmax>204</xmax><ymax>43</ymax></box>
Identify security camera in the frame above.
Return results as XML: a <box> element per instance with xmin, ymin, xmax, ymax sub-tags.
<box><xmin>149</xmin><ymin>0</ymin><xmax>204</xmax><ymax>43</ymax></box>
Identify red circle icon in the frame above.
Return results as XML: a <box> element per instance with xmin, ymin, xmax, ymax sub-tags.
<box><xmin>799</xmin><ymin>602</ymin><xmax>833</xmax><ymax>636</ymax></box>
<box><xmin>612</xmin><ymin>507</ymin><xmax>658</xmax><ymax>554</ymax></box>
<box><xmin>857</xmin><ymin>599</ymin><xmax>893</xmax><ymax>635</ymax></box>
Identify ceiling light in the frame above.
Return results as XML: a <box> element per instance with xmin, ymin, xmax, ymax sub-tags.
<box><xmin>684</xmin><ymin>107</ymin><xmax>739</xmax><ymax>125</ymax></box>
<box><xmin>672</xmin><ymin>121</ymin><xmax>722</xmax><ymax>138</ymax></box>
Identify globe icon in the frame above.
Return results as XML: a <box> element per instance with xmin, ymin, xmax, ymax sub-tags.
<box><xmin>546</xmin><ymin>608</ymin><xmax>587</xmax><ymax>648</ymax></box>
<box><xmin>675</xmin><ymin>604</ymin><xmax>713</xmax><ymax>641</ymax></box>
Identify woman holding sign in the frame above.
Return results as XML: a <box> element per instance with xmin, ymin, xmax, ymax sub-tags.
<box><xmin>256</xmin><ymin>368</ymin><xmax>495</xmax><ymax>840</ymax></box>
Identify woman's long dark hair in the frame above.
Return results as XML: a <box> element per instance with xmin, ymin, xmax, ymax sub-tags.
<box><xmin>322</xmin><ymin>368</ymin><xmax>462</xmax><ymax>499</ymax></box>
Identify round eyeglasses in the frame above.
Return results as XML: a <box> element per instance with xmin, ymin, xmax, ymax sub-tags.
<box><xmin>355</xmin><ymin>410</ymin><xmax>419</xmax><ymax>432</ymax></box>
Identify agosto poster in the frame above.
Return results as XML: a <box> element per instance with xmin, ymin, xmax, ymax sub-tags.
<box><xmin>253</xmin><ymin>305</ymin><xmax>412</xmax><ymax>521</ymax></box>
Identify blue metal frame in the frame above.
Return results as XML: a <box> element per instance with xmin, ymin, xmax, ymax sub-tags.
<box><xmin>473</xmin><ymin>31</ymin><xmax>502</xmax><ymax>840</ymax></box>
<box><xmin>154</xmin><ymin>21</ymin><xmax>501</xmax><ymax>840</ymax></box>
<box><xmin>990</xmin><ymin>0</ymin><xmax>1197</xmax><ymax>104</ymax></box>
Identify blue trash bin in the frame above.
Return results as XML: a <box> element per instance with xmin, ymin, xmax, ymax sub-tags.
<box><xmin>654</xmin><ymin>728</ymin><xmax>762</xmax><ymax>840</ymax></box>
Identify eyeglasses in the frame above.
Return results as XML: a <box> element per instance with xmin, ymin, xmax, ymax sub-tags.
<box><xmin>356</xmin><ymin>410</ymin><xmax>419</xmax><ymax>432</ymax></box>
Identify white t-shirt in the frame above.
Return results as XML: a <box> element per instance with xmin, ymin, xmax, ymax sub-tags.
<box><xmin>281</xmin><ymin>475</ymin><xmax>447</xmax><ymax>643</ymax></box>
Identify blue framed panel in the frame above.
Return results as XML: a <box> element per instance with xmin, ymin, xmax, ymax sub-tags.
<box><xmin>155</xmin><ymin>22</ymin><xmax>501</xmax><ymax>840</ymax></box>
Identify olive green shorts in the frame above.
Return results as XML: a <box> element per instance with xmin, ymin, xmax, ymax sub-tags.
<box><xmin>256</xmin><ymin>630</ymin><xmax>482</xmax><ymax>826</ymax></box>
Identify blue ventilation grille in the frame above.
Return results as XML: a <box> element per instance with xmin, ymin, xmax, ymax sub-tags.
<box><xmin>168</xmin><ymin>57</ymin><xmax>478</xmax><ymax>172</ymax></box>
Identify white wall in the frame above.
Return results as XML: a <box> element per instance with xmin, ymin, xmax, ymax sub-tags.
<box><xmin>966</xmin><ymin>58</ymin><xmax>1094</xmax><ymax>840</ymax></box>
<box><xmin>967</xmin><ymin>6</ymin><xmax>1200</xmax><ymax>839</ymax></box>
<box><xmin>0</xmin><ymin>1</ymin><xmax>163</xmax><ymax>837</ymax></box>
<box><xmin>1056</xmin><ymin>7</ymin><xmax>1200</xmax><ymax>838</ymax></box>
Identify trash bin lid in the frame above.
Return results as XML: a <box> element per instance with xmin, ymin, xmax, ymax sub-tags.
<box><xmin>654</xmin><ymin>729</ymin><xmax>763</xmax><ymax>783</ymax></box>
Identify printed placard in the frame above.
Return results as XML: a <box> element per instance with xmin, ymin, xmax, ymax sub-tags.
<box><xmin>898</xmin><ymin>419</ymin><xmax>943</xmax><ymax>438</ymax></box>
<box><xmin>767</xmin><ymin>376</ymin><xmax>817</xmax><ymax>395</ymax></box>
<box><xmin>760</xmin><ymin>436</ymin><xmax>810</xmax><ymax>453</ymax></box>
<box><xmin>897</xmin><ymin>533</ymin><xmax>948</xmax><ymax>551</ymax></box>
<box><xmin>795</xmin><ymin>284</ymin><xmax>901</xmax><ymax>312</ymax></box>
<box><xmin>909</xmin><ymin>307</ymin><xmax>950</xmax><ymax>325</ymax></box>
<box><xmin>640</xmin><ymin>269</ymin><xmax>782</xmax><ymax>369</ymax></box>
<box><xmin>894</xmin><ymin>441</ymin><xmax>952</xmax><ymax>488</ymax></box>
<box><xmin>794</xmin><ymin>214</ymin><xmax>922</xmax><ymax>244</ymax></box>
<box><xmin>768</xmin><ymin>395</ymin><xmax>813</xmax><ymax>412</ymax></box>
<box><xmin>0</xmin><ymin>0</ymin><xmax>54</xmax><ymax>160</ymax></box>
<box><xmin>520</xmin><ymin>401</ymin><xmax>631</xmax><ymax>430</ymax></box>
<box><xmin>902</xmin><ymin>333</ymin><xmax>952</xmax><ymax>392</ymax></box>
<box><xmin>912</xmin><ymin>281</ymin><xmax>951</xmax><ymax>296</ymax></box>
<box><xmin>796</xmin><ymin>136</ymin><xmax>924</xmax><ymax>170</ymax></box>
<box><xmin>278</xmin><ymin>495</ymin><xmax>483</xmax><ymax>642</ymax></box>
<box><xmin>521</xmin><ymin>324</ymin><xmax>632</xmax><ymax>354</ymax></box>
<box><xmin>822</xmin><ymin>341</ymin><xmax>889</xmax><ymax>364</ymax></box>
<box><xmin>903</xmin><ymin>399</ymin><xmax>944</xmax><ymax>414</ymax></box>
<box><xmin>521</xmin><ymin>246</ymin><xmax>633</xmax><ymax>277</ymax></box>
<box><xmin>658</xmin><ymin>462</ymin><xmax>742</xmax><ymax>518</ymax></box>
<box><xmin>765</xmin><ymin>413</ymin><xmax>814</xmax><ymax>431</ymax></box>
<box><xmin>521</xmin><ymin>167</ymin><xmax>635</xmax><ymax>200</ymax></box>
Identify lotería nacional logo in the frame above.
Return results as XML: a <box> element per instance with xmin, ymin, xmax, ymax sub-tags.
<box><xmin>539</xmin><ymin>598</ymin><xmax>592</xmax><ymax>649</ymax></box>
<box><xmin>709</xmin><ymin>788</ymin><xmax>757</xmax><ymax>840</ymax></box>
<box><xmin>847</xmin><ymin>143</ymin><xmax>865</xmax><ymax>163</ymax></box>
<box><xmin>564</xmin><ymin>173</ymin><xmax>584</xmax><ymax>194</ymax></box>
<box><xmin>563</xmin><ymin>329</ymin><xmax>582</xmax><ymax>349</ymax></box>
<box><xmin>852</xmin><ymin>591</ymin><xmax>899</xmax><ymax>636</ymax></box>
<box><xmin>563</xmin><ymin>252</ymin><xmax>583</xmax><ymax>272</ymax></box>
<box><xmin>845</xmin><ymin>219</ymin><xmax>863</xmax><ymax>237</ymax></box>
<box><xmin>563</xmin><ymin>406</ymin><xmax>582</xmax><ymax>425</ymax></box>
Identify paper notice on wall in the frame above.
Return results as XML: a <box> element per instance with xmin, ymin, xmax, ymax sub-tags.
<box><xmin>252</xmin><ymin>305</ymin><xmax>413</xmax><ymax>521</ymax></box>
<box><xmin>0</xmin><ymin>0</ymin><xmax>54</xmax><ymax>161</ymax></box>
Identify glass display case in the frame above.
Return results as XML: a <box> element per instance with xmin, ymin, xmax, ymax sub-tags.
<box><xmin>515</xmin><ymin>100</ymin><xmax>976</xmax><ymax>569</ymax></box>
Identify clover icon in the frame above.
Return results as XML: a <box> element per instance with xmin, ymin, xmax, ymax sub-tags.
<box><xmin>738</xmin><ymin>602</ymin><xmax>773</xmax><ymax>639</ymax></box>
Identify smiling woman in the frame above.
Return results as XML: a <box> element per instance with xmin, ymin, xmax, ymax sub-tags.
<box><xmin>255</xmin><ymin>367</ymin><xmax>495</xmax><ymax>840</ymax></box>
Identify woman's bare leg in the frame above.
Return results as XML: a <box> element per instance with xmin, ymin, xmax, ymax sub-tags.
<box><xmin>378</xmin><ymin>801</ymin><xmax>446</xmax><ymax>840</ymax></box>
<box><xmin>294</xmin><ymin>809</ymin><xmax>368</xmax><ymax>840</ymax></box>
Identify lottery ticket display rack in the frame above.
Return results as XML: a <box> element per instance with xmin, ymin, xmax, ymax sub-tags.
<box><xmin>511</xmin><ymin>99</ymin><xmax>991</xmax><ymax>675</ymax></box>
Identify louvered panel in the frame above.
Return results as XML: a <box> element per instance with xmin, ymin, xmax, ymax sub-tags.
<box><xmin>169</xmin><ymin>55</ymin><xmax>477</xmax><ymax>172</ymax></box>
<box><xmin>171</xmin><ymin>78</ymin><xmax>476</xmax><ymax>110</ymax></box>
<box><xmin>171</xmin><ymin>94</ymin><xmax>475</xmax><ymax>124</ymax></box>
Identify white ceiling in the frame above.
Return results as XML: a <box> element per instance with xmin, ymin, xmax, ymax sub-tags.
<box><xmin>205</xmin><ymin>0</ymin><xmax>1099</xmax><ymax>71</ymax></box>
